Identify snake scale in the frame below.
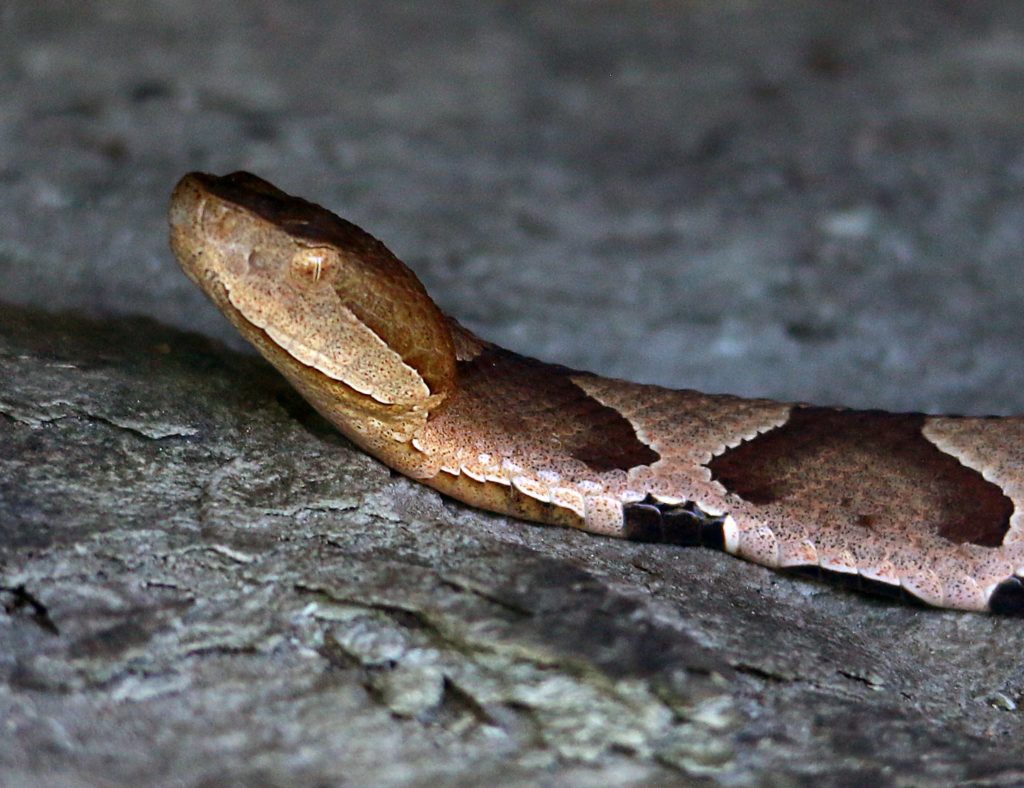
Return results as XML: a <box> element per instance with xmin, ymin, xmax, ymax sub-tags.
<box><xmin>169</xmin><ymin>171</ymin><xmax>1024</xmax><ymax>615</ymax></box>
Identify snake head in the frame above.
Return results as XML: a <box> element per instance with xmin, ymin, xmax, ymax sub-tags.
<box><xmin>169</xmin><ymin>172</ymin><xmax>457</xmax><ymax>426</ymax></box>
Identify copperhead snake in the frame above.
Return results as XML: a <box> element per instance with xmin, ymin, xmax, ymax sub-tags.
<box><xmin>169</xmin><ymin>171</ymin><xmax>1024</xmax><ymax>615</ymax></box>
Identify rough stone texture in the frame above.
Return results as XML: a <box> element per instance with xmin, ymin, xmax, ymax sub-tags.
<box><xmin>4</xmin><ymin>1</ymin><xmax>1024</xmax><ymax>785</ymax></box>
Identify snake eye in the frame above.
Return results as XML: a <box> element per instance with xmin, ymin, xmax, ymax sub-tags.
<box><xmin>290</xmin><ymin>248</ymin><xmax>336</xmax><ymax>283</ymax></box>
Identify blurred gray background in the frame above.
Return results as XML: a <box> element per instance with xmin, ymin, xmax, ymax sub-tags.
<box><xmin>4</xmin><ymin>1</ymin><xmax>1024</xmax><ymax>412</ymax></box>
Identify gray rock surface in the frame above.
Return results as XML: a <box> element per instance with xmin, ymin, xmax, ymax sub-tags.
<box><xmin>4</xmin><ymin>1</ymin><xmax>1024</xmax><ymax>785</ymax></box>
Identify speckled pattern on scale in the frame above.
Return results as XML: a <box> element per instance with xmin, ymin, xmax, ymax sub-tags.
<box><xmin>169</xmin><ymin>171</ymin><xmax>1024</xmax><ymax>615</ymax></box>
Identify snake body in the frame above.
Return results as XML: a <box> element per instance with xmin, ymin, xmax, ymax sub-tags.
<box><xmin>169</xmin><ymin>171</ymin><xmax>1024</xmax><ymax>614</ymax></box>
